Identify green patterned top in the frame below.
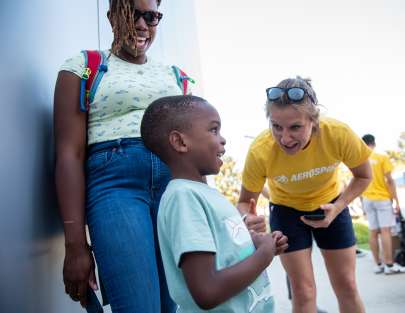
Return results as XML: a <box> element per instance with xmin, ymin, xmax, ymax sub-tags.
<box><xmin>60</xmin><ymin>51</ymin><xmax>187</xmax><ymax>145</ymax></box>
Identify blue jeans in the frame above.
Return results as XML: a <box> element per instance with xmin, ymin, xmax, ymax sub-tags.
<box><xmin>85</xmin><ymin>138</ymin><xmax>175</xmax><ymax>313</ymax></box>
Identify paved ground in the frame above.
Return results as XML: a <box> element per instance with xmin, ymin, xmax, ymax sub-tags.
<box><xmin>99</xmin><ymin>247</ymin><xmax>405</xmax><ymax>313</ymax></box>
<box><xmin>267</xmin><ymin>247</ymin><xmax>405</xmax><ymax>313</ymax></box>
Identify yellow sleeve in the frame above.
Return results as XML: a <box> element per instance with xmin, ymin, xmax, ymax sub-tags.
<box><xmin>242</xmin><ymin>148</ymin><xmax>267</xmax><ymax>193</ymax></box>
<box><xmin>339</xmin><ymin>124</ymin><xmax>372</xmax><ymax>169</ymax></box>
<box><xmin>382</xmin><ymin>155</ymin><xmax>394</xmax><ymax>174</ymax></box>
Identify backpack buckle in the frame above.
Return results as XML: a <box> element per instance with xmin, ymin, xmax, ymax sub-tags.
<box><xmin>82</xmin><ymin>67</ymin><xmax>91</xmax><ymax>80</ymax></box>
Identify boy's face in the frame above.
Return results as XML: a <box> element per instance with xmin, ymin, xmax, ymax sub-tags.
<box><xmin>184</xmin><ymin>104</ymin><xmax>226</xmax><ymax>176</ymax></box>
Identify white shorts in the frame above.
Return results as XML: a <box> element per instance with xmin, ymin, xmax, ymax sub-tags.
<box><xmin>363</xmin><ymin>199</ymin><xmax>395</xmax><ymax>230</ymax></box>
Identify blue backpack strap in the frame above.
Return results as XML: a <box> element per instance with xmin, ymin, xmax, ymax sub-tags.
<box><xmin>79</xmin><ymin>50</ymin><xmax>90</xmax><ymax>112</ymax></box>
<box><xmin>79</xmin><ymin>50</ymin><xmax>108</xmax><ymax>112</ymax></box>
<box><xmin>172</xmin><ymin>65</ymin><xmax>195</xmax><ymax>95</ymax></box>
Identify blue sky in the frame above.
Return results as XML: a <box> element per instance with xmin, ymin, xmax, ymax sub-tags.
<box><xmin>195</xmin><ymin>0</ymin><xmax>405</xmax><ymax>168</ymax></box>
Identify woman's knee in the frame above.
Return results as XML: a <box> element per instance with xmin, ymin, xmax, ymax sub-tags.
<box><xmin>335</xmin><ymin>276</ymin><xmax>358</xmax><ymax>298</ymax></box>
<box><xmin>291</xmin><ymin>280</ymin><xmax>316</xmax><ymax>303</ymax></box>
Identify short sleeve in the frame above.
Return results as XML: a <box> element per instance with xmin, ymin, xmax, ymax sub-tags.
<box><xmin>59</xmin><ymin>52</ymin><xmax>85</xmax><ymax>78</ymax></box>
<box><xmin>242</xmin><ymin>148</ymin><xmax>267</xmax><ymax>193</ymax></box>
<box><xmin>382</xmin><ymin>155</ymin><xmax>394</xmax><ymax>174</ymax></box>
<box><xmin>339</xmin><ymin>123</ymin><xmax>372</xmax><ymax>169</ymax></box>
<box><xmin>160</xmin><ymin>188</ymin><xmax>216</xmax><ymax>267</ymax></box>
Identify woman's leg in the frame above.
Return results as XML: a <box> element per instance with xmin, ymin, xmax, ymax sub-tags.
<box><xmin>270</xmin><ymin>203</ymin><xmax>317</xmax><ymax>313</ymax></box>
<box><xmin>321</xmin><ymin>247</ymin><xmax>365</xmax><ymax>313</ymax></box>
<box><xmin>88</xmin><ymin>193</ymin><xmax>161</xmax><ymax>313</ymax></box>
<box><xmin>280</xmin><ymin>249</ymin><xmax>317</xmax><ymax>313</ymax></box>
<box><xmin>314</xmin><ymin>208</ymin><xmax>364</xmax><ymax>313</ymax></box>
<box><xmin>149</xmin><ymin>153</ymin><xmax>175</xmax><ymax>313</ymax></box>
<box><xmin>85</xmin><ymin>139</ymin><xmax>175</xmax><ymax>313</ymax></box>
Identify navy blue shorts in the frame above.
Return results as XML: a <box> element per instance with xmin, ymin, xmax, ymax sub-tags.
<box><xmin>269</xmin><ymin>201</ymin><xmax>356</xmax><ymax>253</ymax></box>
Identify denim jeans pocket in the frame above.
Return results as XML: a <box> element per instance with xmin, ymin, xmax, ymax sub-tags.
<box><xmin>86</xmin><ymin>150</ymin><xmax>114</xmax><ymax>174</ymax></box>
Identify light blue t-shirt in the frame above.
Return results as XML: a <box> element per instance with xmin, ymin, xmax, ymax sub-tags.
<box><xmin>158</xmin><ymin>179</ymin><xmax>275</xmax><ymax>313</ymax></box>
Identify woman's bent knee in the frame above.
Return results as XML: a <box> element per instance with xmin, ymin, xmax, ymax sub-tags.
<box><xmin>292</xmin><ymin>282</ymin><xmax>316</xmax><ymax>304</ymax></box>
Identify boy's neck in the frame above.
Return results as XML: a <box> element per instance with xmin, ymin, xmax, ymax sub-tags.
<box><xmin>169</xmin><ymin>162</ymin><xmax>206</xmax><ymax>183</ymax></box>
<box><xmin>171</xmin><ymin>171</ymin><xmax>205</xmax><ymax>183</ymax></box>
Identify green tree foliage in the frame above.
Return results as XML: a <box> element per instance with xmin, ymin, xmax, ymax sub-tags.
<box><xmin>214</xmin><ymin>156</ymin><xmax>269</xmax><ymax>215</ymax></box>
<box><xmin>214</xmin><ymin>156</ymin><xmax>242</xmax><ymax>205</ymax></box>
<box><xmin>386</xmin><ymin>131</ymin><xmax>405</xmax><ymax>168</ymax></box>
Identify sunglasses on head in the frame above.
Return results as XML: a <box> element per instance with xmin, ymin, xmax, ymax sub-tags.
<box><xmin>266</xmin><ymin>87</ymin><xmax>316</xmax><ymax>104</ymax></box>
<box><xmin>134</xmin><ymin>9</ymin><xmax>163</xmax><ymax>26</ymax></box>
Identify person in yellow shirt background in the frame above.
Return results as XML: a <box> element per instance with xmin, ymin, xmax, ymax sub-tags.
<box><xmin>361</xmin><ymin>134</ymin><xmax>405</xmax><ymax>275</ymax></box>
<box><xmin>238</xmin><ymin>76</ymin><xmax>372</xmax><ymax>313</ymax></box>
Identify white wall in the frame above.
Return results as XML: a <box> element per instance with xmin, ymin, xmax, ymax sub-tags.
<box><xmin>0</xmin><ymin>1</ymin><xmax>201</xmax><ymax>312</ymax></box>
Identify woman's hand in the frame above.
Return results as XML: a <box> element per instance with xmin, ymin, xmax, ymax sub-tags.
<box><xmin>300</xmin><ymin>202</ymin><xmax>340</xmax><ymax>228</ymax></box>
<box><xmin>241</xmin><ymin>199</ymin><xmax>267</xmax><ymax>233</ymax></box>
<box><xmin>63</xmin><ymin>244</ymin><xmax>98</xmax><ymax>307</ymax></box>
<box><xmin>238</xmin><ymin>186</ymin><xmax>266</xmax><ymax>232</ymax></box>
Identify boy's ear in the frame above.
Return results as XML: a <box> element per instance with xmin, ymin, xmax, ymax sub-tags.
<box><xmin>169</xmin><ymin>131</ymin><xmax>188</xmax><ymax>153</ymax></box>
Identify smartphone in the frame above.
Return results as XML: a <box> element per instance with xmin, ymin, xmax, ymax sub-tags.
<box><xmin>303</xmin><ymin>214</ymin><xmax>325</xmax><ymax>221</ymax></box>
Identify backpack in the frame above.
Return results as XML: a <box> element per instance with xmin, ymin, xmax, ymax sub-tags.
<box><xmin>79</xmin><ymin>50</ymin><xmax>195</xmax><ymax>112</ymax></box>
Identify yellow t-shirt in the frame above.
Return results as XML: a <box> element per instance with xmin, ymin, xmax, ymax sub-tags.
<box><xmin>362</xmin><ymin>151</ymin><xmax>393</xmax><ymax>200</ymax></box>
<box><xmin>242</xmin><ymin>118</ymin><xmax>372</xmax><ymax>211</ymax></box>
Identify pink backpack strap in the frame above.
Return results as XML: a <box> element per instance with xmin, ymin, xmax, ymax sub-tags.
<box><xmin>79</xmin><ymin>50</ymin><xmax>108</xmax><ymax>112</ymax></box>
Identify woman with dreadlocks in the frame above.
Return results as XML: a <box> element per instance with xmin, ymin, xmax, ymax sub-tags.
<box><xmin>54</xmin><ymin>0</ymin><xmax>190</xmax><ymax>312</ymax></box>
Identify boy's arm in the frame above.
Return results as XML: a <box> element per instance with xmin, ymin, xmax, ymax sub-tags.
<box><xmin>180</xmin><ymin>233</ymin><xmax>275</xmax><ymax>310</ymax></box>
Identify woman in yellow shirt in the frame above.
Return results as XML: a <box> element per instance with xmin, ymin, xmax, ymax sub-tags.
<box><xmin>238</xmin><ymin>77</ymin><xmax>372</xmax><ymax>313</ymax></box>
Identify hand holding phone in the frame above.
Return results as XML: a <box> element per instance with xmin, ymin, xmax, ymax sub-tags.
<box><xmin>301</xmin><ymin>203</ymin><xmax>341</xmax><ymax>228</ymax></box>
<box><xmin>302</xmin><ymin>214</ymin><xmax>325</xmax><ymax>221</ymax></box>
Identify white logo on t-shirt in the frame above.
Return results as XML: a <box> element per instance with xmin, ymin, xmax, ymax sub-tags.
<box><xmin>224</xmin><ymin>217</ymin><xmax>250</xmax><ymax>244</ymax></box>
<box><xmin>273</xmin><ymin>162</ymin><xmax>339</xmax><ymax>184</ymax></box>
<box><xmin>248</xmin><ymin>283</ymin><xmax>272</xmax><ymax>312</ymax></box>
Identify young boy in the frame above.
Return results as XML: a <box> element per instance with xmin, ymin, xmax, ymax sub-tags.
<box><xmin>141</xmin><ymin>95</ymin><xmax>288</xmax><ymax>312</ymax></box>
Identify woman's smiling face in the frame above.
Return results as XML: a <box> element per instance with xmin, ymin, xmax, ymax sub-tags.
<box><xmin>269</xmin><ymin>105</ymin><xmax>314</xmax><ymax>155</ymax></box>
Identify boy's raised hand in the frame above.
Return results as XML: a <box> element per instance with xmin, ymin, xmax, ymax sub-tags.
<box><xmin>244</xmin><ymin>199</ymin><xmax>266</xmax><ymax>233</ymax></box>
<box><xmin>271</xmin><ymin>231</ymin><xmax>288</xmax><ymax>255</ymax></box>
<box><xmin>250</xmin><ymin>231</ymin><xmax>276</xmax><ymax>263</ymax></box>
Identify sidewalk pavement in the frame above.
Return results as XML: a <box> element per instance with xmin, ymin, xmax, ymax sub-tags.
<box><xmin>267</xmin><ymin>247</ymin><xmax>405</xmax><ymax>313</ymax></box>
<box><xmin>101</xmin><ymin>247</ymin><xmax>404</xmax><ymax>313</ymax></box>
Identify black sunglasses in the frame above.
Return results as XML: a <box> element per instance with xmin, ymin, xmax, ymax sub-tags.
<box><xmin>134</xmin><ymin>9</ymin><xmax>163</xmax><ymax>26</ymax></box>
<box><xmin>266</xmin><ymin>87</ymin><xmax>316</xmax><ymax>104</ymax></box>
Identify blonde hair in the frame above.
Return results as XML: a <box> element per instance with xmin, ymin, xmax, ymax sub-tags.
<box><xmin>265</xmin><ymin>76</ymin><xmax>320</xmax><ymax>131</ymax></box>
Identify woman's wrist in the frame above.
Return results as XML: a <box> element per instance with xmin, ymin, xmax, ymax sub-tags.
<box><xmin>65</xmin><ymin>241</ymin><xmax>90</xmax><ymax>252</ymax></box>
<box><xmin>64</xmin><ymin>223</ymin><xmax>87</xmax><ymax>247</ymax></box>
<box><xmin>333</xmin><ymin>198</ymin><xmax>347</xmax><ymax>213</ymax></box>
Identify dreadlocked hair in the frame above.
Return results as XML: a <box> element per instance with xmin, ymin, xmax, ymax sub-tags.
<box><xmin>109</xmin><ymin>0</ymin><xmax>162</xmax><ymax>55</ymax></box>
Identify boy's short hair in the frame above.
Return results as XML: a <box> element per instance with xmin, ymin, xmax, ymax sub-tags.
<box><xmin>141</xmin><ymin>95</ymin><xmax>208</xmax><ymax>162</ymax></box>
<box><xmin>362</xmin><ymin>134</ymin><xmax>375</xmax><ymax>146</ymax></box>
